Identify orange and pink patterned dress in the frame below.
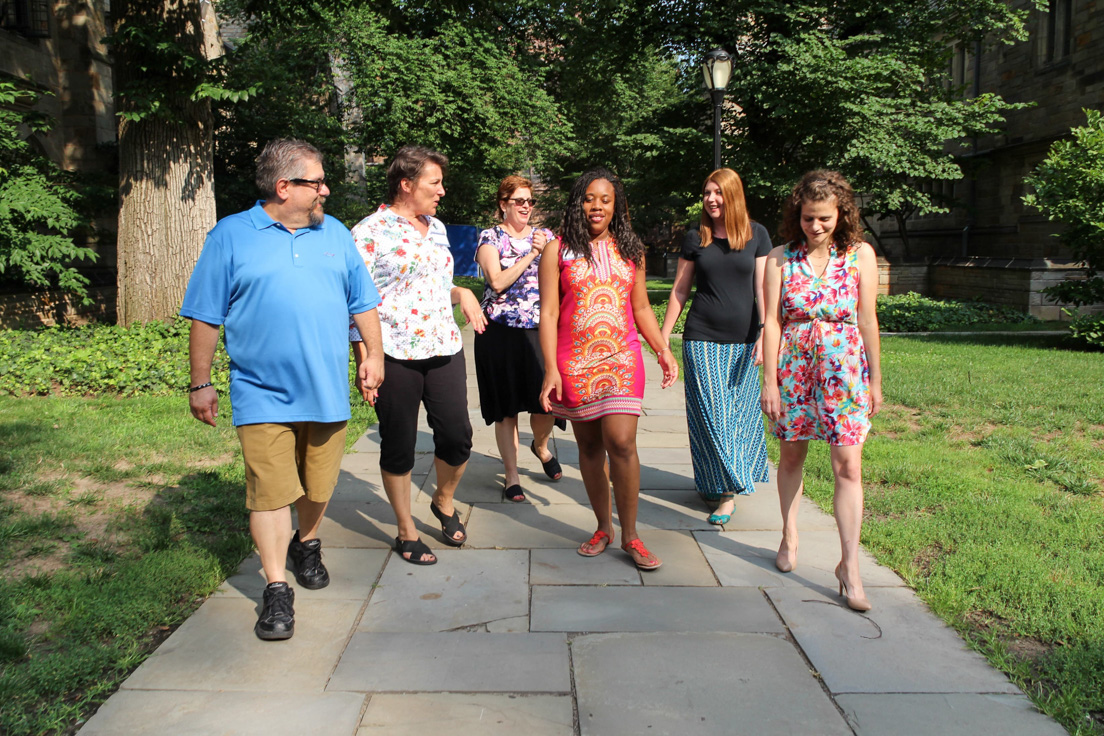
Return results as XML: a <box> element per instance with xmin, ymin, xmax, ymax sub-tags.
<box><xmin>770</xmin><ymin>242</ymin><xmax>871</xmax><ymax>446</ymax></box>
<box><xmin>549</xmin><ymin>238</ymin><xmax>644</xmax><ymax>421</ymax></box>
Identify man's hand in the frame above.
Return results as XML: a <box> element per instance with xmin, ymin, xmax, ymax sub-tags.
<box><xmin>189</xmin><ymin>386</ymin><xmax>219</xmax><ymax>427</ymax></box>
<box><xmin>357</xmin><ymin>354</ymin><xmax>384</xmax><ymax>399</ymax></box>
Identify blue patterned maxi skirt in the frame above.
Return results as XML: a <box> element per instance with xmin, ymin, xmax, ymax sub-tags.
<box><xmin>682</xmin><ymin>340</ymin><xmax>769</xmax><ymax>499</ymax></box>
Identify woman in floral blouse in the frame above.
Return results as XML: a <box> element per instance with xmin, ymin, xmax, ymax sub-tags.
<box><xmin>761</xmin><ymin>170</ymin><xmax>882</xmax><ymax>611</ymax></box>
<box><xmin>350</xmin><ymin>145</ymin><xmax>486</xmax><ymax>566</ymax></box>
<box><xmin>474</xmin><ymin>175</ymin><xmax>563</xmax><ymax>503</ymax></box>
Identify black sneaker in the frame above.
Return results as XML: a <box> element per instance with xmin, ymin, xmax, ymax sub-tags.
<box><xmin>255</xmin><ymin>581</ymin><xmax>294</xmax><ymax>641</ymax></box>
<box><xmin>287</xmin><ymin>530</ymin><xmax>330</xmax><ymax>590</ymax></box>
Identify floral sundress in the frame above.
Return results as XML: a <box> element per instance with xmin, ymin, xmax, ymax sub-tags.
<box><xmin>770</xmin><ymin>242</ymin><xmax>871</xmax><ymax>446</ymax></box>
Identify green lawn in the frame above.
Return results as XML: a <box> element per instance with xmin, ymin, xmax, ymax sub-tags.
<box><xmin>670</xmin><ymin>333</ymin><xmax>1104</xmax><ymax>735</ymax></box>
<box><xmin>0</xmin><ymin>372</ymin><xmax>376</xmax><ymax>735</ymax></box>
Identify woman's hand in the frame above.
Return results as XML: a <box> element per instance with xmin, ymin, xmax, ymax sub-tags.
<box><xmin>531</xmin><ymin>229</ymin><xmax>548</xmax><ymax>255</ymax></box>
<box><xmin>455</xmin><ymin>287</ymin><xmax>487</xmax><ymax>333</ymax></box>
<box><xmin>658</xmin><ymin>348</ymin><xmax>679</xmax><ymax>389</ymax></box>
<box><xmin>760</xmin><ymin>383</ymin><xmax>783</xmax><ymax>423</ymax></box>
<box><xmin>752</xmin><ymin>335</ymin><xmax>764</xmax><ymax>367</ymax></box>
<box><xmin>539</xmin><ymin>369</ymin><xmax>562</xmax><ymax>413</ymax></box>
<box><xmin>869</xmin><ymin>382</ymin><xmax>883</xmax><ymax>417</ymax></box>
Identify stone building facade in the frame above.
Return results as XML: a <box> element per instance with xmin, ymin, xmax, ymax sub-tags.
<box><xmin>1</xmin><ymin>0</ymin><xmax>116</xmax><ymax>325</ymax></box>
<box><xmin>874</xmin><ymin>0</ymin><xmax>1103</xmax><ymax>318</ymax></box>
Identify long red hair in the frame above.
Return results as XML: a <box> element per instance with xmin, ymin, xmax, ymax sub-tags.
<box><xmin>700</xmin><ymin>168</ymin><xmax>752</xmax><ymax>250</ymax></box>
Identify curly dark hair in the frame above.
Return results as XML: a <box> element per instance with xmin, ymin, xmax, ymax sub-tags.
<box><xmin>779</xmin><ymin>170</ymin><xmax>865</xmax><ymax>254</ymax></box>
<box><xmin>560</xmin><ymin>167</ymin><xmax>645</xmax><ymax>267</ymax></box>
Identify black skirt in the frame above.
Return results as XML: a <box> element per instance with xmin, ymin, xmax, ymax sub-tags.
<box><xmin>474</xmin><ymin>318</ymin><xmax>556</xmax><ymax>425</ymax></box>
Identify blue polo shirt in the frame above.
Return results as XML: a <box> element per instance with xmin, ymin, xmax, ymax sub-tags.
<box><xmin>181</xmin><ymin>202</ymin><xmax>381</xmax><ymax>426</ymax></box>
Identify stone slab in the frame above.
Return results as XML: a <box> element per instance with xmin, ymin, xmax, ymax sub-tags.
<box><xmin>638</xmin><ymin>463</ymin><xmax>697</xmax><ymax>490</ymax></box>
<box><xmin>573</xmin><ymin>632</ymin><xmax>852</xmax><ymax>736</ymax></box>
<box><xmin>122</xmin><ymin>598</ymin><xmax>361</xmax><ymax>693</ymax></box>
<box><xmin>767</xmin><ymin>586</ymin><xmax>1021</xmax><ymax>694</ymax></box>
<box><xmin>530</xmin><ymin>549</ymin><xmax>642</xmax><ymax>586</ymax></box>
<box><xmin>215</xmin><ymin>548</ymin><xmax>388</xmax><ymax>601</ymax></box>
<box><xmin>359</xmin><ymin>549</ymin><xmax>528</xmax><ymax>632</ymax></box>
<box><xmin>636</xmin><ymin>415</ymin><xmax>694</xmax><ymax>435</ymax></box>
<box><xmin>317</xmin><ymin>500</ymin><xmax>398</xmax><ymax>548</ymax></box>
<box><xmin>696</xmin><ymin>530</ymin><xmax>905</xmax><ymax>590</ymax></box>
<box><xmin>358</xmin><ymin>694</ymin><xmax>574</xmax><ymax>735</ymax></box>
<box><xmin>531</xmin><ymin>586</ymin><xmax>784</xmax><ymax>633</ymax></box>
<box><xmin>465</xmin><ymin>503</ymin><xmax>602</xmax><ymax>549</ymax></box>
<box><xmin>417</xmin><ymin>452</ymin><xmax>590</xmax><ymax>506</ymax></box>
<box><xmin>703</xmin><ymin>490</ymin><xmax>835</xmax><ymax>533</ymax></box>
<box><xmin>79</xmin><ymin>690</ymin><xmax>365</xmax><ymax>736</ymax></box>
<box><xmin>331</xmin><ymin>455</ymin><xmax>434</xmax><ymax>502</ymax></box>
<box><xmin>836</xmin><ymin>693</ymin><xmax>1068</xmax><ymax>736</ymax></box>
<box><xmin>635</xmin><ymin>491</ymin><xmax>715</xmax><ymax>530</ymax></box>
<box><xmin>324</xmin><ymin>500</ymin><xmax>463</xmax><ymax>549</ymax></box>
<box><xmin>635</xmin><ymin>529</ymin><xmax>718</xmax><ymax>587</ymax></box>
<box><xmin>329</xmin><ymin>633</ymin><xmax>570</xmax><ymax>693</ymax></box>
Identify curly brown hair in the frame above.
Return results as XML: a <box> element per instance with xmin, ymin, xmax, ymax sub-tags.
<box><xmin>779</xmin><ymin>170</ymin><xmax>865</xmax><ymax>254</ymax></box>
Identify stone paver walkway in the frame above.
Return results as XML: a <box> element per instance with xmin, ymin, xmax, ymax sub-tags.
<box><xmin>80</xmin><ymin>329</ymin><xmax>1067</xmax><ymax>735</ymax></box>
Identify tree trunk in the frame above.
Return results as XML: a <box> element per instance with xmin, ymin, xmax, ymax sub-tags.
<box><xmin>115</xmin><ymin>0</ymin><xmax>221</xmax><ymax>325</ymax></box>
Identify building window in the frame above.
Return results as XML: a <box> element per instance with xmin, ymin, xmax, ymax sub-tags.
<box><xmin>0</xmin><ymin>0</ymin><xmax>50</xmax><ymax>38</ymax></box>
<box><xmin>1039</xmin><ymin>0</ymin><xmax>1072</xmax><ymax>64</ymax></box>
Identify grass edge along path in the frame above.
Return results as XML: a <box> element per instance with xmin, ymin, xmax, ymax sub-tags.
<box><xmin>670</xmin><ymin>333</ymin><xmax>1102</xmax><ymax>736</ymax></box>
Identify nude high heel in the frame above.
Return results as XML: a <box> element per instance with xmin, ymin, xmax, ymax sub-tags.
<box><xmin>775</xmin><ymin>539</ymin><xmax>797</xmax><ymax>573</ymax></box>
<box><xmin>834</xmin><ymin>563</ymin><xmax>872</xmax><ymax>612</ymax></box>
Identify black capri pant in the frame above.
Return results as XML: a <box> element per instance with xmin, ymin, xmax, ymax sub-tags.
<box><xmin>375</xmin><ymin>350</ymin><xmax>473</xmax><ymax>474</ymax></box>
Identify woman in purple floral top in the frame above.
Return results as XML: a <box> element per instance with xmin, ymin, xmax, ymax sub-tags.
<box><xmin>474</xmin><ymin>175</ymin><xmax>563</xmax><ymax>503</ymax></box>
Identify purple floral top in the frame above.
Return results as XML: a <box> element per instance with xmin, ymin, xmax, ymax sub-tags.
<box><xmin>477</xmin><ymin>225</ymin><xmax>554</xmax><ymax>329</ymax></box>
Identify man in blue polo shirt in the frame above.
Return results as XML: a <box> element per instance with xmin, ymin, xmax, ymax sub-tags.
<box><xmin>182</xmin><ymin>139</ymin><xmax>384</xmax><ymax>641</ymax></box>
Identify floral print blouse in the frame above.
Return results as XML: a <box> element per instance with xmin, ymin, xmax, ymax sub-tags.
<box><xmin>477</xmin><ymin>225</ymin><xmax>555</xmax><ymax>329</ymax></box>
<box><xmin>348</xmin><ymin>204</ymin><xmax>462</xmax><ymax>360</ymax></box>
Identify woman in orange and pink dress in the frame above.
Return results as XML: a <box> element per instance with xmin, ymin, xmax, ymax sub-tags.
<box><xmin>539</xmin><ymin>168</ymin><xmax>679</xmax><ymax>570</ymax></box>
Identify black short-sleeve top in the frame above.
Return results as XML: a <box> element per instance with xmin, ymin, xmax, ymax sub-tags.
<box><xmin>680</xmin><ymin>222</ymin><xmax>773</xmax><ymax>344</ymax></box>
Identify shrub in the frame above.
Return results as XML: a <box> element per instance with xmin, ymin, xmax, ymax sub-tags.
<box><xmin>1064</xmin><ymin>309</ymin><xmax>1104</xmax><ymax>350</ymax></box>
<box><xmin>876</xmin><ymin>292</ymin><xmax>1036</xmax><ymax>332</ymax></box>
<box><xmin>0</xmin><ymin>318</ymin><xmax>219</xmax><ymax>396</ymax></box>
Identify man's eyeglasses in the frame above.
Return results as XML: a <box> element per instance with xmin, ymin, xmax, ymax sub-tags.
<box><xmin>503</xmin><ymin>197</ymin><xmax>536</xmax><ymax>207</ymax></box>
<box><xmin>290</xmin><ymin>177</ymin><xmax>326</xmax><ymax>191</ymax></box>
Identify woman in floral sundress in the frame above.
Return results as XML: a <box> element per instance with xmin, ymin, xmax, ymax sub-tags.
<box><xmin>761</xmin><ymin>170</ymin><xmax>882</xmax><ymax>612</ymax></box>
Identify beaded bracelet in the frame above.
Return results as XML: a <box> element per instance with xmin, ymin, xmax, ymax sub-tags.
<box><xmin>188</xmin><ymin>382</ymin><xmax>213</xmax><ymax>393</ymax></box>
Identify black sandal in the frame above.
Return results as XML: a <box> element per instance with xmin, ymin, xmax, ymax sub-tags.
<box><xmin>530</xmin><ymin>441</ymin><xmax>562</xmax><ymax>481</ymax></box>
<box><xmin>430</xmin><ymin>502</ymin><xmax>467</xmax><ymax>547</ymax></box>
<box><xmin>394</xmin><ymin>536</ymin><xmax>437</xmax><ymax>565</ymax></box>
<box><xmin>504</xmin><ymin>483</ymin><xmax>526</xmax><ymax>502</ymax></box>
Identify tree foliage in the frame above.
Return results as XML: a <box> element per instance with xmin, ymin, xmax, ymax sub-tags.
<box><xmin>1023</xmin><ymin>108</ymin><xmax>1104</xmax><ymax>309</ymax></box>
<box><xmin>210</xmin><ymin>0</ymin><xmax>1034</xmax><ymax>247</ymax></box>
<box><xmin>0</xmin><ymin>81</ymin><xmax>95</xmax><ymax>298</ymax></box>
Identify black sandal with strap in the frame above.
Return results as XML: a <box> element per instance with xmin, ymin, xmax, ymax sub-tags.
<box><xmin>430</xmin><ymin>502</ymin><xmax>467</xmax><ymax>547</ymax></box>
<box><xmin>530</xmin><ymin>441</ymin><xmax>562</xmax><ymax>481</ymax></box>
<box><xmin>503</xmin><ymin>483</ymin><xmax>525</xmax><ymax>502</ymax></box>
<box><xmin>394</xmin><ymin>536</ymin><xmax>437</xmax><ymax>565</ymax></box>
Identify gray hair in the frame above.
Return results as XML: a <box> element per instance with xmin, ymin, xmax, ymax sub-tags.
<box><xmin>255</xmin><ymin>139</ymin><xmax>322</xmax><ymax>198</ymax></box>
<box><xmin>386</xmin><ymin>145</ymin><xmax>448</xmax><ymax>203</ymax></box>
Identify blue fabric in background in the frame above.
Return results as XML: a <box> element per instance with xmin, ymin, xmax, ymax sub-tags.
<box><xmin>446</xmin><ymin>224</ymin><xmax>480</xmax><ymax>277</ymax></box>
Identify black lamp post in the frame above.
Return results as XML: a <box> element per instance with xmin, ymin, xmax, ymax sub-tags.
<box><xmin>701</xmin><ymin>48</ymin><xmax>733</xmax><ymax>171</ymax></box>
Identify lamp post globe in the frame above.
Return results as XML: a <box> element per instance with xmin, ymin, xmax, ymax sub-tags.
<box><xmin>701</xmin><ymin>48</ymin><xmax>732</xmax><ymax>171</ymax></box>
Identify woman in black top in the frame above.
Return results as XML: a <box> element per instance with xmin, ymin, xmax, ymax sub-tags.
<box><xmin>660</xmin><ymin>168</ymin><xmax>771</xmax><ymax>524</ymax></box>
